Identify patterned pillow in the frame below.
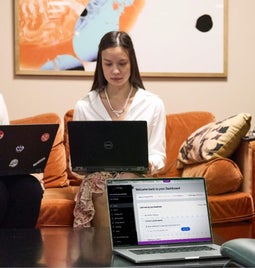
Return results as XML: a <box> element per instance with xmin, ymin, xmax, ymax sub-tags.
<box><xmin>177</xmin><ymin>113</ymin><xmax>251</xmax><ymax>168</ymax></box>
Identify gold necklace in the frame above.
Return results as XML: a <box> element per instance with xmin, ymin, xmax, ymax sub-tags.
<box><xmin>104</xmin><ymin>86</ymin><xmax>133</xmax><ymax>117</ymax></box>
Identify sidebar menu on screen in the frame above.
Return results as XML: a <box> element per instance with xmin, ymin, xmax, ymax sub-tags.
<box><xmin>107</xmin><ymin>184</ymin><xmax>138</xmax><ymax>246</ymax></box>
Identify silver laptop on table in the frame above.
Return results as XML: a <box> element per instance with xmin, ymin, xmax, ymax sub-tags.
<box><xmin>67</xmin><ymin>120</ymin><xmax>149</xmax><ymax>174</ymax></box>
<box><xmin>106</xmin><ymin>177</ymin><xmax>223</xmax><ymax>264</ymax></box>
<box><xmin>0</xmin><ymin>124</ymin><xmax>58</xmax><ymax>176</ymax></box>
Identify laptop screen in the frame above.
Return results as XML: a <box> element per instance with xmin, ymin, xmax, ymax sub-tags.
<box><xmin>68</xmin><ymin>121</ymin><xmax>149</xmax><ymax>173</ymax></box>
<box><xmin>0</xmin><ymin>124</ymin><xmax>58</xmax><ymax>176</ymax></box>
<box><xmin>106</xmin><ymin>178</ymin><xmax>213</xmax><ymax>247</ymax></box>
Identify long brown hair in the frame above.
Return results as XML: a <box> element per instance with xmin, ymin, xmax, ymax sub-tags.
<box><xmin>91</xmin><ymin>31</ymin><xmax>145</xmax><ymax>91</ymax></box>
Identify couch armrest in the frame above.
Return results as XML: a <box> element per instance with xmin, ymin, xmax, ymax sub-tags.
<box><xmin>232</xmin><ymin>140</ymin><xmax>255</xmax><ymax>198</ymax></box>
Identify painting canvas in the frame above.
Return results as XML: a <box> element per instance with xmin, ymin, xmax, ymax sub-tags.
<box><xmin>15</xmin><ymin>0</ymin><xmax>227</xmax><ymax>77</ymax></box>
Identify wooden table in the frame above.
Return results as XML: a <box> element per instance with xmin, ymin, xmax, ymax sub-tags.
<box><xmin>0</xmin><ymin>227</ymin><xmax>231</xmax><ymax>267</ymax></box>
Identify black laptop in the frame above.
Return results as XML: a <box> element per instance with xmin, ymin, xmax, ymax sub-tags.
<box><xmin>0</xmin><ymin>124</ymin><xmax>58</xmax><ymax>176</ymax></box>
<box><xmin>67</xmin><ymin>121</ymin><xmax>149</xmax><ymax>173</ymax></box>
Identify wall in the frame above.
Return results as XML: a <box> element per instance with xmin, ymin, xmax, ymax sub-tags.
<box><xmin>1</xmin><ymin>1</ymin><xmax>255</xmax><ymax>129</ymax></box>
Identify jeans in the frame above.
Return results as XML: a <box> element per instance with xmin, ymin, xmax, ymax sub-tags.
<box><xmin>0</xmin><ymin>174</ymin><xmax>43</xmax><ymax>228</ymax></box>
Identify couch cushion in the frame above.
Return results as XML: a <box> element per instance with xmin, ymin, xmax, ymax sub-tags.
<box><xmin>36</xmin><ymin>186</ymin><xmax>79</xmax><ymax>227</ymax></box>
<box><xmin>177</xmin><ymin>113</ymin><xmax>251</xmax><ymax>168</ymax></box>
<box><xmin>63</xmin><ymin>109</ymin><xmax>83</xmax><ymax>186</ymax></box>
<box><xmin>208</xmin><ymin>192</ymin><xmax>254</xmax><ymax>224</ymax></box>
<box><xmin>181</xmin><ymin>158</ymin><xmax>243</xmax><ymax>195</ymax></box>
<box><xmin>11</xmin><ymin>113</ymin><xmax>69</xmax><ymax>188</ymax></box>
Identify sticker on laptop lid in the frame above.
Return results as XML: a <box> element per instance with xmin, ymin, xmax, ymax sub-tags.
<box><xmin>9</xmin><ymin>159</ymin><xmax>19</xmax><ymax>168</ymax></box>
<box><xmin>41</xmin><ymin>132</ymin><xmax>50</xmax><ymax>142</ymax></box>
<box><xmin>0</xmin><ymin>130</ymin><xmax>4</xmax><ymax>140</ymax></box>
<box><xmin>33</xmin><ymin>157</ymin><xmax>46</xmax><ymax>167</ymax></box>
<box><xmin>16</xmin><ymin>145</ymin><xmax>25</xmax><ymax>153</ymax></box>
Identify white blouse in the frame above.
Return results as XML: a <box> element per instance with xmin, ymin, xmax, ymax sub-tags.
<box><xmin>73</xmin><ymin>88</ymin><xmax>166</xmax><ymax>174</ymax></box>
<box><xmin>0</xmin><ymin>94</ymin><xmax>9</xmax><ymax>125</ymax></box>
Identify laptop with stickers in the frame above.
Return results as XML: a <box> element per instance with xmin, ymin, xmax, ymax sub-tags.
<box><xmin>106</xmin><ymin>177</ymin><xmax>223</xmax><ymax>264</ymax></box>
<box><xmin>68</xmin><ymin>121</ymin><xmax>149</xmax><ymax>174</ymax></box>
<box><xmin>0</xmin><ymin>124</ymin><xmax>58</xmax><ymax>176</ymax></box>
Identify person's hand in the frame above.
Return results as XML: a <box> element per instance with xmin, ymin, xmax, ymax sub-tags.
<box><xmin>117</xmin><ymin>172</ymin><xmax>140</xmax><ymax>178</ymax></box>
<box><xmin>148</xmin><ymin>161</ymin><xmax>164</xmax><ymax>176</ymax></box>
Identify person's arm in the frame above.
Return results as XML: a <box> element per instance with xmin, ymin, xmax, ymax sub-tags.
<box><xmin>73</xmin><ymin>100</ymin><xmax>86</xmax><ymax>121</ymax></box>
<box><xmin>147</xmin><ymin>99</ymin><xmax>166</xmax><ymax>175</ymax></box>
<box><xmin>0</xmin><ymin>94</ymin><xmax>10</xmax><ymax>125</ymax></box>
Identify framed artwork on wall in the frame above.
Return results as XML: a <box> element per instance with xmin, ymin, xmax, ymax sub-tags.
<box><xmin>14</xmin><ymin>0</ymin><xmax>228</xmax><ymax>77</ymax></box>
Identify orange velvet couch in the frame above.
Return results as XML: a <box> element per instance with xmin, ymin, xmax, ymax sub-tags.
<box><xmin>11</xmin><ymin>110</ymin><xmax>255</xmax><ymax>240</ymax></box>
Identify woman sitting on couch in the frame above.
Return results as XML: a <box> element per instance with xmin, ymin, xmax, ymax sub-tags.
<box><xmin>72</xmin><ymin>31</ymin><xmax>166</xmax><ymax>228</ymax></box>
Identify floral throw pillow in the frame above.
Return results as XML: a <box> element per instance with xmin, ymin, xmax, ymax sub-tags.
<box><xmin>177</xmin><ymin>113</ymin><xmax>251</xmax><ymax>168</ymax></box>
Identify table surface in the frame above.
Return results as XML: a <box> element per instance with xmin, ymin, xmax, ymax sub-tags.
<box><xmin>0</xmin><ymin>227</ymin><xmax>231</xmax><ymax>267</ymax></box>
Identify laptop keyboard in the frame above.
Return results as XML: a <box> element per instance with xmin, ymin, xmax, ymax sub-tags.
<box><xmin>130</xmin><ymin>245</ymin><xmax>215</xmax><ymax>255</ymax></box>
